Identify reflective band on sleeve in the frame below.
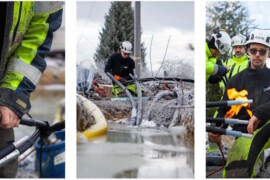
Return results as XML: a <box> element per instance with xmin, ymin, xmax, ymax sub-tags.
<box><xmin>34</xmin><ymin>2</ymin><xmax>62</xmax><ymax>14</ymax></box>
<box><xmin>6</xmin><ymin>58</ymin><xmax>42</xmax><ymax>86</ymax></box>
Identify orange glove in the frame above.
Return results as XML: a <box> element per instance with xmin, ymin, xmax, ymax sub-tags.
<box><xmin>114</xmin><ymin>75</ymin><xmax>122</xmax><ymax>81</ymax></box>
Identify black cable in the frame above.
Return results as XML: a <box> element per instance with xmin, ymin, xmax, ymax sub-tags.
<box><xmin>26</xmin><ymin>112</ymin><xmax>32</xmax><ymax>118</ymax></box>
<box><xmin>0</xmin><ymin>142</ymin><xmax>16</xmax><ymax>159</ymax></box>
<box><xmin>123</xmin><ymin>77</ymin><xmax>194</xmax><ymax>84</ymax></box>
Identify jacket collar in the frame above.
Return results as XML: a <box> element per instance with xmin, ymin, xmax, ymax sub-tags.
<box><xmin>232</xmin><ymin>54</ymin><xmax>249</xmax><ymax>63</ymax></box>
<box><xmin>206</xmin><ymin>42</ymin><xmax>213</xmax><ymax>58</ymax></box>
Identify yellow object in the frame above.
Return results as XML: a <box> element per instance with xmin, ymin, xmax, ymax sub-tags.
<box><xmin>225</xmin><ymin>88</ymin><xmax>252</xmax><ymax>118</ymax></box>
<box><xmin>77</xmin><ymin>94</ymin><xmax>108</xmax><ymax>140</ymax></box>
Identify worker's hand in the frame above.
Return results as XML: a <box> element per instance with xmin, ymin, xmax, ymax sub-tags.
<box><xmin>208</xmin><ymin>132</ymin><xmax>221</xmax><ymax>145</ymax></box>
<box><xmin>224</xmin><ymin>65</ymin><xmax>230</xmax><ymax>72</ymax></box>
<box><xmin>114</xmin><ymin>75</ymin><xmax>122</xmax><ymax>81</ymax></box>
<box><xmin>247</xmin><ymin>115</ymin><xmax>260</xmax><ymax>134</ymax></box>
<box><xmin>0</xmin><ymin>106</ymin><xmax>20</xmax><ymax>129</ymax></box>
<box><xmin>217</xmin><ymin>65</ymin><xmax>229</xmax><ymax>76</ymax></box>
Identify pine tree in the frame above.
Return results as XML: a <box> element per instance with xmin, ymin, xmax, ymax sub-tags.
<box><xmin>94</xmin><ymin>2</ymin><xmax>146</xmax><ymax>67</ymax></box>
<box><xmin>205</xmin><ymin>2</ymin><xmax>256</xmax><ymax>117</ymax></box>
<box><xmin>206</xmin><ymin>1</ymin><xmax>255</xmax><ymax>39</ymax></box>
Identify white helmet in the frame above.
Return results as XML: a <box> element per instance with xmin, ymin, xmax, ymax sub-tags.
<box><xmin>231</xmin><ymin>34</ymin><xmax>246</xmax><ymax>46</ymax></box>
<box><xmin>120</xmin><ymin>41</ymin><xmax>132</xmax><ymax>53</ymax></box>
<box><xmin>246</xmin><ymin>29</ymin><xmax>270</xmax><ymax>48</ymax></box>
<box><xmin>212</xmin><ymin>31</ymin><xmax>232</xmax><ymax>54</ymax></box>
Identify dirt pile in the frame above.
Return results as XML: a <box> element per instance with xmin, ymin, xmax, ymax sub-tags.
<box><xmin>77</xmin><ymin>96</ymin><xmax>96</xmax><ymax>132</ymax></box>
<box><xmin>91</xmin><ymin>88</ymin><xmax>194</xmax><ymax>132</ymax></box>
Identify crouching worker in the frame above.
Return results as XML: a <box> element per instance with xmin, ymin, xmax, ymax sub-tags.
<box><xmin>208</xmin><ymin>29</ymin><xmax>270</xmax><ymax>178</ymax></box>
<box><xmin>105</xmin><ymin>41</ymin><xmax>143</xmax><ymax>97</ymax></box>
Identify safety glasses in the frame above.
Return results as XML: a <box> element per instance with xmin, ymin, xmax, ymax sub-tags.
<box><xmin>250</xmin><ymin>48</ymin><xmax>269</xmax><ymax>56</ymax></box>
<box><xmin>123</xmin><ymin>53</ymin><xmax>130</xmax><ymax>56</ymax></box>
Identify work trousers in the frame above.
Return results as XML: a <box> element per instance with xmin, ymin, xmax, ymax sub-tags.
<box><xmin>223</xmin><ymin>120</ymin><xmax>270</xmax><ymax>178</ymax></box>
<box><xmin>0</xmin><ymin>128</ymin><xmax>17</xmax><ymax>178</ymax></box>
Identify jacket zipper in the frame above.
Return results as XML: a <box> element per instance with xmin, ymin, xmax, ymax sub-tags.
<box><xmin>12</xmin><ymin>2</ymin><xmax>22</xmax><ymax>44</ymax></box>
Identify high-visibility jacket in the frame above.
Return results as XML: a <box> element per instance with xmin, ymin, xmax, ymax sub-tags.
<box><xmin>206</xmin><ymin>42</ymin><xmax>217</xmax><ymax>81</ymax></box>
<box><xmin>0</xmin><ymin>2</ymin><xmax>62</xmax><ymax>143</ymax></box>
<box><xmin>219</xmin><ymin>54</ymin><xmax>249</xmax><ymax>92</ymax></box>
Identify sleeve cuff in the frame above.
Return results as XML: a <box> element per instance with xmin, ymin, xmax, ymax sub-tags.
<box><xmin>253</xmin><ymin>109</ymin><xmax>269</xmax><ymax>123</ymax></box>
<box><xmin>0</xmin><ymin>88</ymin><xmax>31</xmax><ymax>118</ymax></box>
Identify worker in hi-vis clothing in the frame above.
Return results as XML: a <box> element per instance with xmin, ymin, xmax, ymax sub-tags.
<box><xmin>0</xmin><ymin>2</ymin><xmax>62</xmax><ymax>177</ymax></box>
<box><xmin>206</xmin><ymin>28</ymin><xmax>232</xmax><ymax>155</ymax></box>
<box><xmin>105</xmin><ymin>41</ymin><xmax>142</xmax><ymax>97</ymax></box>
<box><xmin>206</xmin><ymin>29</ymin><xmax>231</xmax><ymax>83</ymax></box>
<box><xmin>219</xmin><ymin>34</ymin><xmax>249</xmax><ymax>92</ymax></box>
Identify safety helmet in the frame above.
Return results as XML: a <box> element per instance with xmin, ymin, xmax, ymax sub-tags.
<box><xmin>120</xmin><ymin>41</ymin><xmax>132</xmax><ymax>53</ymax></box>
<box><xmin>246</xmin><ymin>29</ymin><xmax>270</xmax><ymax>48</ymax></box>
<box><xmin>231</xmin><ymin>34</ymin><xmax>246</xmax><ymax>46</ymax></box>
<box><xmin>212</xmin><ymin>31</ymin><xmax>232</xmax><ymax>54</ymax></box>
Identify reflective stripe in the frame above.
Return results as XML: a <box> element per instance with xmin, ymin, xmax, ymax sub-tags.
<box><xmin>6</xmin><ymin>58</ymin><xmax>42</xmax><ymax>85</ymax></box>
<box><xmin>34</xmin><ymin>2</ymin><xmax>62</xmax><ymax>14</ymax></box>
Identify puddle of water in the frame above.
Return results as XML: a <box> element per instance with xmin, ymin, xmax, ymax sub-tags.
<box><xmin>77</xmin><ymin>124</ymin><xmax>194</xmax><ymax>178</ymax></box>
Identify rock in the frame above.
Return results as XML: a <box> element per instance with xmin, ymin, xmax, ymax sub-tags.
<box><xmin>77</xmin><ymin>96</ymin><xmax>96</xmax><ymax>132</ymax></box>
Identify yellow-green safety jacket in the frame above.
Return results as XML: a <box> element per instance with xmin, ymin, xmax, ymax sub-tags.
<box><xmin>206</xmin><ymin>43</ymin><xmax>217</xmax><ymax>81</ymax></box>
<box><xmin>219</xmin><ymin>54</ymin><xmax>249</xmax><ymax>92</ymax></box>
<box><xmin>0</xmin><ymin>2</ymin><xmax>62</xmax><ymax>142</ymax></box>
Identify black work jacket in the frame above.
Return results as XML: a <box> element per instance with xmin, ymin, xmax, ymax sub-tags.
<box><xmin>104</xmin><ymin>53</ymin><xmax>135</xmax><ymax>85</ymax></box>
<box><xmin>217</xmin><ymin>64</ymin><xmax>270</xmax><ymax>133</ymax></box>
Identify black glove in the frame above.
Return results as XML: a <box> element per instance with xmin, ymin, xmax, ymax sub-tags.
<box><xmin>208</xmin><ymin>75</ymin><xmax>222</xmax><ymax>84</ymax></box>
<box><xmin>216</xmin><ymin>65</ymin><xmax>228</xmax><ymax>77</ymax></box>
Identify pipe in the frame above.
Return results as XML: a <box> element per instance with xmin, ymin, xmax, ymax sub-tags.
<box><xmin>20</xmin><ymin>118</ymin><xmax>49</xmax><ymax>128</ymax></box>
<box><xmin>145</xmin><ymin>90</ymin><xmax>174</xmax><ymax>121</ymax></box>
<box><xmin>0</xmin><ymin>114</ymin><xmax>49</xmax><ymax>128</ymax></box>
<box><xmin>169</xmin><ymin>87</ymin><xmax>183</xmax><ymax>128</ymax></box>
<box><xmin>132</xmin><ymin>70</ymin><xmax>143</xmax><ymax>126</ymax></box>
<box><xmin>0</xmin><ymin>136</ymin><xmax>28</xmax><ymax>160</ymax></box>
<box><xmin>206</xmin><ymin>117</ymin><xmax>249</xmax><ymax>125</ymax></box>
<box><xmin>206</xmin><ymin>126</ymin><xmax>252</xmax><ymax>138</ymax></box>
<box><xmin>206</xmin><ymin>99</ymin><xmax>253</xmax><ymax>108</ymax></box>
<box><xmin>107</xmin><ymin>72</ymin><xmax>137</xmax><ymax>125</ymax></box>
<box><xmin>0</xmin><ymin>129</ymin><xmax>40</xmax><ymax>168</ymax></box>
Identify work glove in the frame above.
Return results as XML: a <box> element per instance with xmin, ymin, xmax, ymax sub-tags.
<box><xmin>216</xmin><ymin>65</ymin><xmax>229</xmax><ymax>77</ymax></box>
<box><xmin>114</xmin><ymin>75</ymin><xmax>122</xmax><ymax>81</ymax></box>
<box><xmin>208</xmin><ymin>75</ymin><xmax>222</xmax><ymax>84</ymax></box>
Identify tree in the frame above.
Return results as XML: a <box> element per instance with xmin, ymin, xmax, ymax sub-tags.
<box><xmin>94</xmin><ymin>2</ymin><xmax>146</xmax><ymax>67</ymax></box>
<box><xmin>206</xmin><ymin>2</ymin><xmax>256</xmax><ymax>117</ymax></box>
<box><xmin>206</xmin><ymin>1</ymin><xmax>256</xmax><ymax>39</ymax></box>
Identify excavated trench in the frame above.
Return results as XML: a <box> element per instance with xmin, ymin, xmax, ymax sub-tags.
<box><xmin>92</xmin><ymin>95</ymin><xmax>194</xmax><ymax>132</ymax></box>
<box><xmin>77</xmin><ymin>82</ymin><xmax>194</xmax><ymax>178</ymax></box>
